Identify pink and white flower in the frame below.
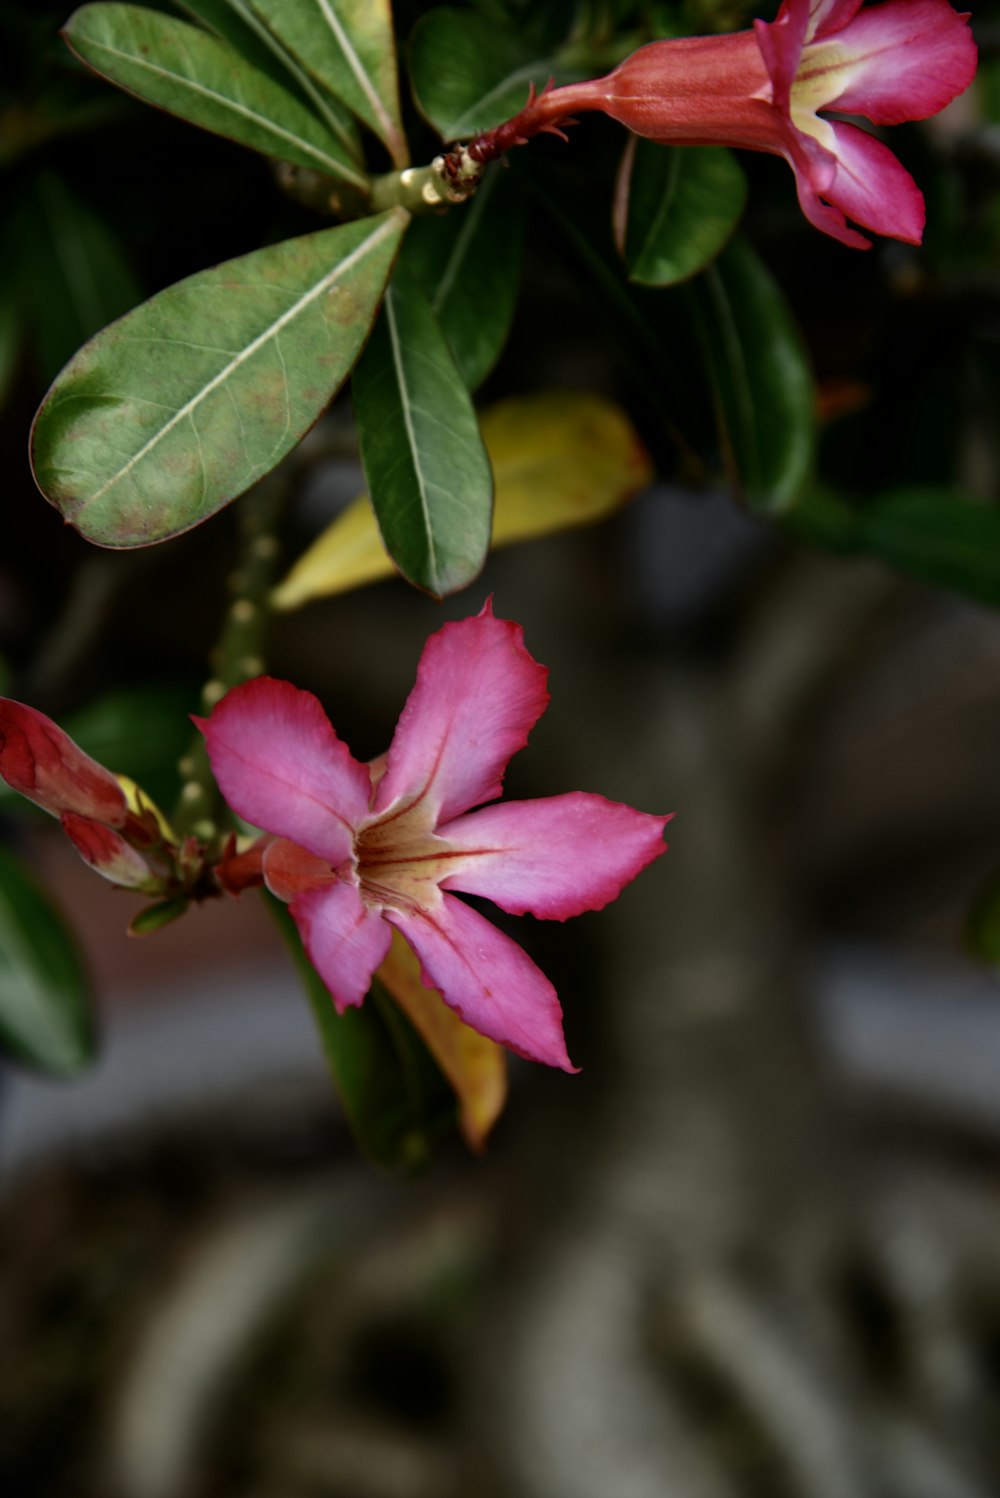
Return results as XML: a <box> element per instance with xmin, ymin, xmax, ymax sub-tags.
<box><xmin>198</xmin><ymin>603</ymin><xmax>670</xmax><ymax>1071</ymax></box>
<box><xmin>465</xmin><ymin>0</ymin><xmax>977</xmax><ymax>247</ymax></box>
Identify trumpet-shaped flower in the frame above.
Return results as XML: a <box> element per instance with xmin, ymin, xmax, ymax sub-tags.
<box><xmin>465</xmin><ymin>0</ymin><xmax>976</xmax><ymax>247</ymax></box>
<box><xmin>198</xmin><ymin>604</ymin><xmax>669</xmax><ymax>1070</ymax></box>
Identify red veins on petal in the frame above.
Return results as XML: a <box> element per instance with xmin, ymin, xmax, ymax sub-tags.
<box><xmin>199</xmin><ymin>604</ymin><xmax>670</xmax><ymax>1071</ymax></box>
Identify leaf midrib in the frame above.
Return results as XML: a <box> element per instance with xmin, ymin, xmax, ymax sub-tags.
<box><xmin>72</xmin><ymin>214</ymin><xmax>401</xmax><ymax>517</ymax></box>
<box><xmin>384</xmin><ymin>285</ymin><xmax>440</xmax><ymax>590</ymax></box>
<box><xmin>76</xmin><ymin>28</ymin><xmax>367</xmax><ymax>186</ymax></box>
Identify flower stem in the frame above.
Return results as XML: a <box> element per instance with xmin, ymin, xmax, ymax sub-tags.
<box><xmin>171</xmin><ymin>479</ymin><xmax>285</xmax><ymax>842</ymax></box>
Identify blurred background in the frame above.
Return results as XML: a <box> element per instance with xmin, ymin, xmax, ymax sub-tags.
<box><xmin>3</xmin><ymin>1</ymin><xmax>1000</xmax><ymax>1494</ymax></box>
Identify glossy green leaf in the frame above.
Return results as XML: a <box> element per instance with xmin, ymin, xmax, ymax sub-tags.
<box><xmin>32</xmin><ymin>211</ymin><xmax>406</xmax><ymax>548</ymax></box>
<box><xmin>0</xmin><ymin>846</ymin><xmax>96</xmax><ymax>1076</ymax></box>
<box><xmin>175</xmin><ymin>0</ymin><xmax>363</xmax><ymax>160</ymax></box>
<box><xmin>63</xmin><ymin>3</ymin><xmax>368</xmax><ymax>186</ymax></box>
<box><xmin>617</xmin><ymin>138</ymin><xmax>747</xmax><ymax>287</ymax></box>
<box><xmin>685</xmin><ymin>234</ymin><xmax>815</xmax><ymax>512</ymax></box>
<box><xmin>353</xmin><ymin>275</ymin><xmax>493</xmax><ymax>596</ymax></box>
<box><xmin>859</xmin><ymin>488</ymin><xmax>1000</xmax><ymax>606</ymax></box>
<box><xmin>17</xmin><ymin>173</ymin><xmax>140</xmax><ymax>382</ymax></box>
<box><xmin>409</xmin><ymin>7</ymin><xmax>575</xmax><ymax>139</ymax></box>
<box><xmin>400</xmin><ymin>165</ymin><xmax>524</xmax><ymax>390</ymax></box>
<box><xmin>249</xmin><ymin>0</ymin><xmax>406</xmax><ymax>165</ymax></box>
<box><xmin>268</xmin><ymin>897</ymin><xmax>455</xmax><ymax>1174</ymax></box>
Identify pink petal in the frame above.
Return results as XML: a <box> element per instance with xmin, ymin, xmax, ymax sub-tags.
<box><xmin>373</xmin><ymin>602</ymin><xmax>550</xmax><ymax>827</ymax></box>
<box><xmin>804</xmin><ymin>0</ymin><xmax>865</xmax><ymax>41</ymax></box>
<box><xmin>756</xmin><ymin>4</ymin><xmax>811</xmax><ymax>111</ymax></box>
<box><xmin>386</xmin><ymin>894</ymin><xmax>577</xmax><ymax>1071</ymax></box>
<box><xmin>785</xmin><ymin>129</ymin><xmax>876</xmax><ymax>246</ymax></box>
<box><xmin>198</xmin><ymin>677</ymin><xmax>372</xmax><ymax>866</ymax></box>
<box><xmin>290</xmin><ymin>880</ymin><xmax>391</xmax><ymax>1013</ymax></box>
<box><xmin>820</xmin><ymin>119</ymin><xmax>925</xmax><ymax>243</ymax></box>
<box><xmin>811</xmin><ymin>0</ymin><xmax>977</xmax><ymax>124</ymax></box>
<box><xmin>263</xmin><ymin>837</ymin><xmax>337</xmax><ymax>901</ymax></box>
<box><xmin>438</xmin><ymin>794</ymin><xmax>670</xmax><ymax>920</ymax></box>
<box><xmin>0</xmin><ymin>697</ymin><xmax>126</xmax><ymax>824</ymax></box>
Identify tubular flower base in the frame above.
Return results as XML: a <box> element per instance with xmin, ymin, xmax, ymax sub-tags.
<box><xmin>199</xmin><ymin>603</ymin><xmax>670</xmax><ymax>1071</ymax></box>
<box><xmin>465</xmin><ymin>0</ymin><xmax>976</xmax><ymax>247</ymax></box>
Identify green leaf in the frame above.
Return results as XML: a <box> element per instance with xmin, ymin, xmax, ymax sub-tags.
<box><xmin>400</xmin><ymin>165</ymin><xmax>524</xmax><ymax>390</ymax></box>
<box><xmin>408</xmin><ymin>6</ymin><xmax>575</xmax><ymax>139</ymax></box>
<box><xmin>859</xmin><ymin>488</ymin><xmax>1000</xmax><ymax>606</ymax></box>
<box><xmin>63</xmin><ymin>3</ymin><xmax>368</xmax><ymax>186</ymax></box>
<box><xmin>16</xmin><ymin>172</ymin><xmax>140</xmax><ymax>382</ymax></box>
<box><xmin>0</xmin><ymin>846</ymin><xmax>96</xmax><ymax>1076</ymax></box>
<box><xmin>174</xmin><ymin>0</ymin><xmax>363</xmax><ymax>161</ymax></box>
<box><xmin>780</xmin><ymin>486</ymin><xmax>860</xmax><ymax>554</ymax></box>
<box><xmin>617</xmin><ymin>139</ymin><xmax>746</xmax><ymax>287</ymax></box>
<box><xmin>353</xmin><ymin>275</ymin><xmax>493</xmax><ymax>596</ymax></box>
<box><xmin>129</xmin><ymin>897</ymin><xmax>188</xmax><ymax>935</ymax></box>
<box><xmin>31</xmin><ymin>211</ymin><xmax>406</xmax><ymax>548</ymax></box>
<box><xmin>249</xmin><ymin>0</ymin><xmax>406</xmax><ymax>165</ymax></box>
<box><xmin>268</xmin><ymin>897</ymin><xmax>455</xmax><ymax>1174</ymax></box>
<box><xmin>684</xmin><ymin>234</ymin><xmax>815</xmax><ymax>512</ymax></box>
<box><xmin>968</xmin><ymin>869</ymin><xmax>1000</xmax><ymax>965</ymax></box>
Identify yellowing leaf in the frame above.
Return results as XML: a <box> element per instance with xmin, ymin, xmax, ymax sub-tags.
<box><xmin>376</xmin><ymin>930</ymin><xmax>507</xmax><ymax>1151</ymax></box>
<box><xmin>271</xmin><ymin>391</ymin><xmax>653</xmax><ymax>608</ymax></box>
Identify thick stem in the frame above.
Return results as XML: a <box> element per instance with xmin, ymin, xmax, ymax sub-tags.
<box><xmin>370</xmin><ymin>156</ymin><xmax>484</xmax><ymax>213</ymax></box>
<box><xmin>171</xmin><ymin>479</ymin><xmax>285</xmax><ymax>842</ymax></box>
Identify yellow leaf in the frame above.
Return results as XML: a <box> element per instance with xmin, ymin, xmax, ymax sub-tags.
<box><xmin>271</xmin><ymin>391</ymin><xmax>653</xmax><ymax>609</ymax></box>
<box><xmin>377</xmin><ymin>929</ymin><xmax>507</xmax><ymax>1151</ymax></box>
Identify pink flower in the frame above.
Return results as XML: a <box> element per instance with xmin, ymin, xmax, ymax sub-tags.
<box><xmin>466</xmin><ymin>0</ymin><xmax>976</xmax><ymax>247</ymax></box>
<box><xmin>198</xmin><ymin>603</ymin><xmax>670</xmax><ymax>1070</ymax></box>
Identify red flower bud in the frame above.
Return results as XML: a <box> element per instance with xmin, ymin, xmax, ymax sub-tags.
<box><xmin>0</xmin><ymin>698</ymin><xmax>127</xmax><ymax>824</ymax></box>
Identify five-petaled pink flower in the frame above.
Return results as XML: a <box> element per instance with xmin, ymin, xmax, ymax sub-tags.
<box><xmin>466</xmin><ymin>0</ymin><xmax>976</xmax><ymax>247</ymax></box>
<box><xmin>198</xmin><ymin>603</ymin><xmax>670</xmax><ymax>1071</ymax></box>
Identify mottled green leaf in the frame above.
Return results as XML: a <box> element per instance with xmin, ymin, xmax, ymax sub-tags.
<box><xmin>249</xmin><ymin>0</ymin><xmax>406</xmax><ymax>165</ymax></box>
<box><xmin>353</xmin><ymin>275</ymin><xmax>493</xmax><ymax>596</ymax></box>
<box><xmin>17</xmin><ymin>172</ymin><xmax>140</xmax><ymax>382</ymax></box>
<box><xmin>409</xmin><ymin>6</ymin><xmax>575</xmax><ymax>139</ymax></box>
<box><xmin>63</xmin><ymin>3</ymin><xmax>368</xmax><ymax>186</ymax></box>
<box><xmin>268</xmin><ymin>897</ymin><xmax>455</xmax><ymax>1174</ymax></box>
<box><xmin>175</xmin><ymin>0</ymin><xmax>363</xmax><ymax>160</ymax></box>
<box><xmin>400</xmin><ymin>165</ymin><xmax>524</xmax><ymax>390</ymax></box>
<box><xmin>0</xmin><ymin>846</ymin><xmax>96</xmax><ymax>1076</ymax></box>
<box><xmin>685</xmin><ymin>234</ymin><xmax>815</xmax><ymax>512</ymax></box>
<box><xmin>617</xmin><ymin>138</ymin><xmax>746</xmax><ymax>287</ymax></box>
<box><xmin>31</xmin><ymin>211</ymin><xmax>406</xmax><ymax>548</ymax></box>
<box><xmin>860</xmin><ymin>488</ymin><xmax>1000</xmax><ymax>606</ymax></box>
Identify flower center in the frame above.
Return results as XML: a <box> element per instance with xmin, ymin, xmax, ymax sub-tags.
<box><xmin>354</xmin><ymin>800</ymin><xmax>461</xmax><ymax>913</ymax></box>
